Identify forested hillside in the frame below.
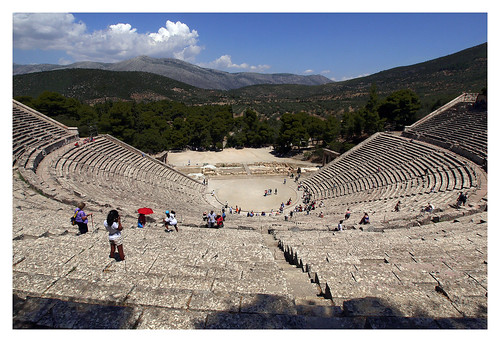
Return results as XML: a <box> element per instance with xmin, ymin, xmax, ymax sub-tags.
<box><xmin>15</xmin><ymin>82</ymin><xmax>458</xmax><ymax>156</ymax></box>
<box><xmin>13</xmin><ymin>43</ymin><xmax>486</xmax><ymax>156</ymax></box>
<box><xmin>13</xmin><ymin>43</ymin><xmax>486</xmax><ymax>119</ymax></box>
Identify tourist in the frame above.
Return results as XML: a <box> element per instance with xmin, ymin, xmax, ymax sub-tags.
<box><xmin>456</xmin><ymin>192</ymin><xmax>467</xmax><ymax>207</ymax></box>
<box><xmin>344</xmin><ymin>208</ymin><xmax>351</xmax><ymax>220</ymax></box>
<box><xmin>394</xmin><ymin>200</ymin><xmax>401</xmax><ymax>212</ymax></box>
<box><xmin>207</xmin><ymin>210</ymin><xmax>216</xmax><ymax>228</ymax></box>
<box><xmin>337</xmin><ymin>220</ymin><xmax>343</xmax><ymax>231</ymax></box>
<box><xmin>359</xmin><ymin>212</ymin><xmax>370</xmax><ymax>225</ymax></box>
<box><xmin>216</xmin><ymin>214</ymin><xmax>224</xmax><ymax>228</ymax></box>
<box><xmin>423</xmin><ymin>203</ymin><xmax>434</xmax><ymax>213</ymax></box>
<box><xmin>275</xmin><ymin>188</ymin><xmax>278</xmax><ymax>195</ymax></box>
<box><xmin>74</xmin><ymin>202</ymin><xmax>92</xmax><ymax>235</ymax></box>
<box><xmin>137</xmin><ymin>213</ymin><xmax>146</xmax><ymax>228</ymax></box>
<box><xmin>104</xmin><ymin>209</ymin><xmax>125</xmax><ymax>261</ymax></box>
<box><xmin>164</xmin><ymin>210</ymin><xmax>178</xmax><ymax>232</ymax></box>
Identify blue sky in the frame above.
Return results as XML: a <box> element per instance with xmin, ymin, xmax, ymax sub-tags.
<box><xmin>12</xmin><ymin>7</ymin><xmax>488</xmax><ymax>81</ymax></box>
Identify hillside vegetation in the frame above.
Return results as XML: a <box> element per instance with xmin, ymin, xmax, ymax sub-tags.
<box><xmin>13</xmin><ymin>43</ymin><xmax>486</xmax><ymax>155</ymax></box>
<box><xmin>13</xmin><ymin>43</ymin><xmax>486</xmax><ymax>118</ymax></box>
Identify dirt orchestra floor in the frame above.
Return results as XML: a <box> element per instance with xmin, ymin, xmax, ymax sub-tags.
<box><xmin>208</xmin><ymin>176</ymin><xmax>299</xmax><ymax>212</ymax></box>
<box><xmin>167</xmin><ymin>147</ymin><xmax>318</xmax><ymax>213</ymax></box>
<box><xmin>165</xmin><ymin>147</ymin><xmax>315</xmax><ymax>166</ymax></box>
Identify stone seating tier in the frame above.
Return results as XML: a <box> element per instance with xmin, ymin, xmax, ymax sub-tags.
<box><xmin>273</xmin><ymin>212</ymin><xmax>487</xmax><ymax>322</ymax></box>
<box><xmin>12</xmin><ymin>102</ymin><xmax>78</xmax><ymax>166</ymax></box>
<box><xmin>403</xmin><ymin>95</ymin><xmax>487</xmax><ymax>165</ymax></box>
<box><xmin>13</xmin><ymin>170</ymin><xmax>487</xmax><ymax>328</ymax></box>
<box><xmin>302</xmin><ymin>133</ymin><xmax>478</xmax><ymax>209</ymax></box>
<box><xmin>37</xmin><ymin>135</ymin><xmax>206</xmax><ymax>220</ymax></box>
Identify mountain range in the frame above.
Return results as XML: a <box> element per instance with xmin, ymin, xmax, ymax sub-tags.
<box><xmin>13</xmin><ymin>43</ymin><xmax>487</xmax><ymax>117</ymax></box>
<box><xmin>13</xmin><ymin>56</ymin><xmax>332</xmax><ymax>90</ymax></box>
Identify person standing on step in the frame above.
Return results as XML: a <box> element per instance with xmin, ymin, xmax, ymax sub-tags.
<box><xmin>207</xmin><ymin>210</ymin><xmax>216</xmax><ymax>228</ymax></box>
<box><xmin>104</xmin><ymin>209</ymin><xmax>125</xmax><ymax>261</ymax></box>
<box><xmin>394</xmin><ymin>200</ymin><xmax>401</xmax><ymax>212</ymax></box>
<box><xmin>74</xmin><ymin>202</ymin><xmax>92</xmax><ymax>235</ymax></box>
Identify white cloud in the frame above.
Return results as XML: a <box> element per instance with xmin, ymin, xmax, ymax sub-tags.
<box><xmin>329</xmin><ymin>73</ymin><xmax>371</xmax><ymax>82</ymax></box>
<box><xmin>199</xmin><ymin>55</ymin><xmax>270</xmax><ymax>72</ymax></box>
<box><xmin>13</xmin><ymin>13</ymin><xmax>203</xmax><ymax>63</ymax></box>
<box><xmin>303</xmin><ymin>69</ymin><xmax>314</xmax><ymax>74</ymax></box>
<box><xmin>58</xmin><ymin>57</ymin><xmax>73</xmax><ymax>65</ymax></box>
<box><xmin>13</xmin><ymin>13</ymin><xmax>87</xmax><ymax>51</ymax></box>
<box><xmin>341</xmin><ymin>73</ymin><xmax>371</xmax><ymax>81</ymax></box>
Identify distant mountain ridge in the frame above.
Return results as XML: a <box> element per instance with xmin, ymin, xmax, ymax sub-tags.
<box><xmin>13</xmin><ymin>43</ymin><xmax>486</xmax><ymax>118</ymax></box>
<box><xmin>13</xmin><ymin>56</ymin><xmax>332</xmax><ymax>90</ymax></box>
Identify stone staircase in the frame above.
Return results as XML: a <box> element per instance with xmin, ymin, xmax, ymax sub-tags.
<box><xmin>13</xmin><ymin>172</ymin><xmax>353</xmax><ymax>328</ymax></box>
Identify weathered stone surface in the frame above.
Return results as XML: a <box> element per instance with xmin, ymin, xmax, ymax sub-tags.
<box><xmin>240</xmin><ymin>294</ymin><xmax>297</xmax><ymax>315</ymax></box>
<box><xmin>188</xmin><ymin>290</ymin><xmax>241</xmax><ymax>312</ymax></box>
<box><xmin>13</xmin><ymin>272</ymin><xmax>57</xmax><ymax>295</ymax></box>
<box><xmin>12</xmin><ymin>170</ymin><xmax>488</xmax><ymax>329</ymax></box>
<box><xmin>124</xmin><ymin>286</ymin><xmax>192</xmax><ymax>309</ymax></box>
<box><xmin>136</xmin><ymin>307</ymin><xmax>208</xmax><ymax>329</ymax></box>
<box><xmin>365</xmin><ymin>316</ymin><xmax>441</xmax><ymax>329</ymax></box>
<box><xmin>13</xmin><ymin>296</ymin><xmax>141</xmax><ymax>329</ymax></box>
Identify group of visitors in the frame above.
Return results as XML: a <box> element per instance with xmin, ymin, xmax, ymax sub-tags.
<box><xmin>228</xmin><ymin>205</ymin><xmax>242</xmax><ymax>214</ymax></box>
<box><xmin>290</xmin><ymin>200</ymin><xmax>318</xmax><ymax>215</ymax></box>
<box><xmin>333</xmin><ymin>208</ymin><xmax>369</xmax><ymax>232</ymax></box>
<box><xmin>74</xmin><ymin>136</ymin><xmax>95</xmax><ymax>148</ymax></box>
<box><xmin>203</xmin><ymin>210</ymin><xmax>224</xmax><ymax>228</ymax></box>
<box><xmin>72</xmin><ymin>202</ymin><xmax>125</xmax><ymax>261</ymax></box>
<box><xmin>72</xmin><ymin>200</ymin><xmax>183</xmax><ymax>262</ymax></box>
<box><xmin>264</xmin><ymin>188</ymin><xmax>278</xmax><ymax>196</ymax></box>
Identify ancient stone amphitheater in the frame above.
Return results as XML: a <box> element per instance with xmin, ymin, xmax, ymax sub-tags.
<box><xmin>12</xmin><ymin>93</ymin><xmax>487</xmax><ymax>329</ymax></box>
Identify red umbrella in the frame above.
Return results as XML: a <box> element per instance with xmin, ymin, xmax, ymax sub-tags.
<box><xmin>137</xmin><ymin>207</ymin><xmax>154</xmax><ymax>215</ymax></box>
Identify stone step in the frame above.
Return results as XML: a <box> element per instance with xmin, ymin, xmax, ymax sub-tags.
<box><xmin>294</xmin><ymin>297</ymin><xmax>341</xmax><ymax>317</ymax></box>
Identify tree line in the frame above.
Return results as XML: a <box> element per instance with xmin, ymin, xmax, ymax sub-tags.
<box><xmin>15</xmin><ymin>85</ymin><xmax>421</xmax><ymax>155</ymax></box>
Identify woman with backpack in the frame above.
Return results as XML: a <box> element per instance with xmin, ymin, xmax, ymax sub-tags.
<box><xmin>73</xmin><ymin>202</ymin><xmax>92</xmax><ymax>235</ymax></box>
